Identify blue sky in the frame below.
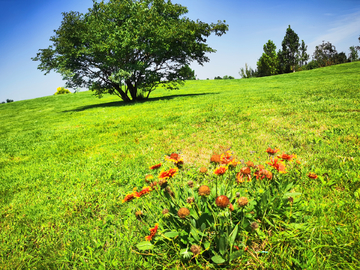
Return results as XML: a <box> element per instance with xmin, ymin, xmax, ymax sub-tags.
<box><xmin>0</xmin><ymin>0</ymin><xmax>359</xmax><ymax>102</ymax></box>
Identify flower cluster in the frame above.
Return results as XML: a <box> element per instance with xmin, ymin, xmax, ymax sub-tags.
<box><xmin>267</xmin><ymin>157</ymin><xmax>287</xmax><ymax>173</ymax></box>
<box><xmin>122</xmin><ymin>187</ymin><xmax>152</xmax><ymax>203</ymax></box>
<box><xmin>145</xmin><ymin>223</ymin><xmax>159</xmax><ymax>241</ymax></box>
<box><xmin>158</xmin><ymin>167</ymin><xmax>178</xmax><ymax>179</ymax></box>
<box><xmin>165</xmin><ymin>153</ymin><xmax>184</xmax><ymax>166</ymax></box>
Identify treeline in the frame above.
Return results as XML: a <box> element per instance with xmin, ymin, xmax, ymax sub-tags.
<box><xmin>240</xmin><ymin>25</ymin><xmax>360</xmax><ymax>78</ymax></box>
<box><xmin>1</xmin><ymin>99</ymin><xmax>14</xmax><ymax>104</ymax></box>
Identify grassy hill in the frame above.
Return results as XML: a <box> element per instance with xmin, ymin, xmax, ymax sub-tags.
<box><xmin>1</xmin><ymin>62</ymin><xmax>360</xmax><ymax>269</ymax></box>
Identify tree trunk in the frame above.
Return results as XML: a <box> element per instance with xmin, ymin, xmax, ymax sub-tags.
<box><xmin>126</xmin><ymin>80</ymin><xmax>137</xmax><ymax>101</ymax></box>
<box><xmin>114</xmin><ymin>85</ymin><xmax>131</xmax><ymax>102</ymax></box>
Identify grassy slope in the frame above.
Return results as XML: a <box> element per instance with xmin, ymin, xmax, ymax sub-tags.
<box><xmin>0</xmin><ymin>62</ymin><xmax>359</xmax><ymax>269</ymax></box>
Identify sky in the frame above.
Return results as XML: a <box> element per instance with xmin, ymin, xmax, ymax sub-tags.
<box><xmin>0</xmin><ymin>0</ymin><xmax>359</xmax><ymax>102</ymax></box>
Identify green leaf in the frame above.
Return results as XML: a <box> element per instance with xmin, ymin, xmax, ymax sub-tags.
<box><xmin>163</xmin><ymin>231</ymin><xmax>179</xmax><ymax>238</ymax></box>
<box><xmin>190</xmin><ymin>228</ymin><xmax>200</xmax><ymax>242</ymax></box>
<box><xmin>204</xmin><ymin>241</ymin><xmax>210</xmax><ymax>250</ymax></box>
<box><xmin>229</xmin><ymin>223</ymin><xmax>239</xmax><ymax>246</ymax></box>
<box><xmin>283</xmin><ymin>192</ymin><xmax>302</xmax><ymax>198</ymax></box>
<box><xmin>218</xmin><ymin>235</ymin><xmax>226</xmax><ymax>256</ymax></box>
<box><xmin>230</xmin><ymin>250</ymin><xmax>244</xmax><ymax>261</ymax></box>
<box><xmin>211</xmin><ymin>254</ymin><xmax>225</xmax><ymax>264</ymax></box>
<box><xmin>136</xmin><ymin>241</ymin><xmax>154</xmax><ymax>251</ymax></box>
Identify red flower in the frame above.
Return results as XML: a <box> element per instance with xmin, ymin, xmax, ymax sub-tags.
<box><xmin>122</xmin><ymin>193</ymin><xmax>135</xmax><ymax>203</ymax></box>
<box><xmin>254</xmin><ymin>169</ymin><xmax>273</xmax><ymax>180</ymax></box>
<box><xmin>267</xmin><ymin>158</ymin><xmax>286</xmax><ymax>173</ymax></box>
<box><xmin>308</xmin><ymin>172</ymin><xmax>318</xmax><ymax>179</ymax></box>
<box><xmin>214</xmin><ymin>166</ymin><xmax>228</xmax><ymax>175</ymax></box>
<box><xmin>277</xmin><ymin>153</ymin><xmax>296</xmax><ymax>162</ymax></box>
<box><xmin>145</xmin><ymin>223</ymin><xmax>159</xmax><ymax>241</ymax></box>
<box><xmin>158</xmin><ymin>167</ymin><xmax>178</xmax><ymax>179</ymax></box>
<box><xmin>135</xmin><ymin>187</ymin><xmax>151</xmax><ymax>197</ymax></box>
<box><xmin>166</xmin><ymin>153</ymin><xmax>184</xmax><ymax>166</ymax></box>
<box><xmin>266</xmin><ymin>147</ymin><xmax>279</xmax><ymax>155</ymax></box>
<box><xmin>150</xmin><ymin>163</ymin><xmax>162</xmax><ymax>170</ymax></box>
<box><xmin>220</xmin><ymin>151</ymin><xmax>234</xmax><ymax>165</ymax></box>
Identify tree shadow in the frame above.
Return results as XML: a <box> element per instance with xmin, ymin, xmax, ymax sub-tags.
<box><xmin>62</xmin><ymin>92</ymin><xmax>219</xmax><ymax>112</ymax></box>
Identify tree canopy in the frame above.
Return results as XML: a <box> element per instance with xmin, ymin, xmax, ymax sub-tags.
<box><xmin>279</xmin><ymin>25</ymin><xmax>300</xmax><ymax>73</ymax></box>
<box><xmin>257</xmin><ymin>40</ymin><xmax>279</xmax><ymax>77</ymax></box>
<box><xmin>312</xmin><ymin>41</ymin><xmax>338</xmax><ymax>67</ymax></box>
<box><xmin>32</xmin><ymin>0</ymin><xmax>228</xmax><ymax>101</ymax></box>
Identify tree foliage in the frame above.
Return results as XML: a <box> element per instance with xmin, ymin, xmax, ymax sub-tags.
<box><xmin>349</xmin><ymin>46</ymin><xmax>359</xmax><ymax>62</ymax></box>
<box><xmin>279</xmin><ymin>25</ymin><xmax>300</xmax><ymax>73</ymax></box>
<box><xmin>178</xmin><ymin>65</ymin><xmax>196</xmax><ymax>80</ymax></box>
<box><xmin>32</xmin><ymin>0</ymin><xmax>228</xmax><ymax>101</ymax></box>
<box><xmin>239</xmin><ymin>63</ymin><xmax>257</xmax><ymax>78</ymax></box>
<box><xmin>257</xmin><ymin>40</ymin><xmax>279</xmax><ymax>76</ymax></box>
<box><xmin>299</xmin><ymin>40</ymin><xmax>309</xmax><ymax>67</ymax></box>
<box><xmin>312</xmin><ymin>41</ymin><xmax>338</xmax><ymax>67</ymax></box>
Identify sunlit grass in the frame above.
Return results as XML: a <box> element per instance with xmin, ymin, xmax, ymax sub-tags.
<box><xmin>0</xmin><ymin>62</ymin><xmax>359</xmax><ymax>269</ymax></box>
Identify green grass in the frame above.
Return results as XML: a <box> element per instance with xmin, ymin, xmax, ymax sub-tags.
<box><xmin>1</xmin><ymin>62</ymin><xmax>360</xmax><ymax>269</ymax></box>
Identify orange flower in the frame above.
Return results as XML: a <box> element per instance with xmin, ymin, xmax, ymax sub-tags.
<box><xmin>158</xmin><ymin>167</ymin><xmax>178</xmax><ymax>179</ymax></box>
<box><xmin>277</xmin><ymin>153</ymin><xmax>296</xmax><ymax>162</ymax></box>
<box><xmin>214</xmin><ymin>166</ymin><xmax>228</xmax><ymax>175</ymax></box>
<box><xmin>122</xmin><ymin>193</ymin><xmax>135</xmax><ymax>203</ymax></box>
<box><xmin>215</xmin><ymin>195</ymin><xmax>230</xmax><ymax>208</ymax></box>
<box><xmin>229</xmin><ymin>203</ymin><xmax>234</xmax><ymax>212</ymax></box>
<box><xmin>240</xmin><ymin>167</ymin><xmax>251</xmax><ymax>175</ymax></box>
<box><xmin>145</xmin><ymin>223</ymin><xmax>159</xmax><ymax>241</ymax></box>
<box><xmin>266</xmin><ymin>147</ymin><xmax>279</xmax><ymax>155</ymax></box>
<box><xmin>135</xmin><ymin>187</ymin><xmax>151</xmax><ymax>197</ymax></box>
<box><xmin>198</xmin><ymin>185</ymin><xmax>211</xmax><ymax>196</ymax></box>
<box><xmin>177</xmin><ymin>207</ymin><xmax>190</xmax><ymax>219</ymax></box>
<box><xmin>150</xmin><ymin>163</ymin><xmax>162</xmax><ymax>170</ymax></box>
<box><xmin>246</xmin><ymin>161</ymin><xmax>255</xmax><ymax>168</ymax></box>
<box><xmin>267</xmin><ymin>158</ymin><xmax>286</xmax><ymax>173</ymax></box>
<box><xmin>236</xmin><ymin>172</ymin><xmax>251</xmax><ymax>183</ymax></box>
<box><xmin>228</xmin><ymin>159</ymin><xmax>239</xmax><ymax>168</ymax></box>
<box><xmin>220</xmin><ymin>151</ymin><xmax>234</xmax><ymax>165</ymax></box>
<box><xmin>308</xmin><ymin>172</ymin><xmax>318</xmax><ymax>179</ymax></box>
<box><xmin>210</xmin><ymin>154</ymin><xmax>221</xmax><ymax>164</ymax></box>
<box><xmin>145</xmin><ymin>174</ymin><xmax>154</xmax><ymax>182</ymax></box>
<box><xmin>165</xmin><ymin>153</ymin><xmax>184</xmax><ymax>166</ymax></box>
<box><xmin>254</xmin><ymin>169</ymin><xmax>273</xmax><ymax>180</ymax></box>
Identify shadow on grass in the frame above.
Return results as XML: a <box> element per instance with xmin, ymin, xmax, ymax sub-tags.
<box><xmin>62</xmin><ymin>92</ymin><xmax>218</xmax><ymax>112</ymax></box>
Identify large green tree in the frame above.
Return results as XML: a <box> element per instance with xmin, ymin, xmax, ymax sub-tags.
<box><xmin>32</xmin><ymin>0</ymin><xmax>228</xmax><ymax>101</ymax></box>
<box><xmin>257</xmin><ymin>40</ymin><xmax>279</xmax><ymax>77</ymax></box>
<box><xmin>312</xmin><ymin>41</ymin><xmax>338</xmax><ymax>67</ymax></box>
<box><xmin>279</xmin><ymin>25</ymin><xmax>300</xmax><ymax>73</ymax></box>
<box><xmin>299</xmin><ymin>40</ymin><xmax>309</xmax><ymax>67</ymax></box>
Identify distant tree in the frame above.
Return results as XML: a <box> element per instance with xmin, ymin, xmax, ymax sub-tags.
<box><xmin>32</xmin><ymin>0</ymin><xmax>228</xmax><ymax>102</ymax></box>
<box><xmin>302</xmin><ymin>60</ymin><xmax>320</xmax><ymax>70</ymax></box>
<box><xmin>214</xmin><ymin>76</ymin><xmax>222</xmax><ymax>80</ymax></box>
<box><xmin>54</xmin><ymin>87</ymin><xmax>71</xmax><ymax>95</ymax></box>
<box><xmin>1</xmin><ymin>101</ymin><xmax>5</xmax><ymax>104</ymax></box>
<box><xmin>333</xmin><ymin>52</ymin><xmax>348</xmax><ymax>64</ymax></box>
<box><xmin>312</xmin><ymin>41</ymin><xmax>338</xmax><ymax>67</ymax></box>
<box><xmin>178</xmin><ymin>65</ymin><xmax>196</xmax><ymax>80</ymax></box>
<box><xmin>299</xmin><ymin>40</ymin><xmax>309</xmax><ymax>67</ymax></box>
<box><xmin>239</xmin><ymin>63</ymin><xmax>257</xmax><ymax>78</ymax></box>
<box><xmin>257</xmin><ymin>40</ymin><xmax>279</xmax><ymax>76</ymax></box>
<box><xmin>6</xmin><ymin>99</ymin><xmax>14</xmax><ymax>103</ymax></box>
<box><xmin>349</xmin><ymin>46</ymin><xmax>359</xmax><ymax>62</ymax></box>
<box><xmin>223</xmin><ymin>75</ymin><xmax>234</xmax><ymax>79</ymax></box>
<box><xmin>279</xmin><ymin>25</ymin><xmax>300</xmax><ymax>73</ymax></box>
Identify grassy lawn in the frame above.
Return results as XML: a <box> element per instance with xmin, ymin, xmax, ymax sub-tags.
<box><xmin>1</xmin><ymin>62</ymin><xmax>359</xmax><ymax>269</ymax></box>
